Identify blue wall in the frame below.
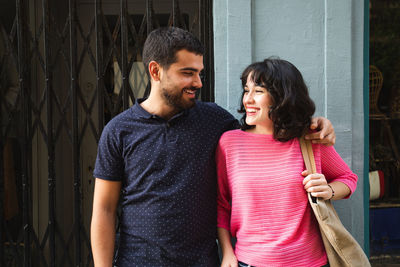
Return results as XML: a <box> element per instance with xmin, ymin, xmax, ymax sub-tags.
<box><xmin>214</xmin><ymin>0</ymin><xmax>366</xmax><ymax>248</ymax></box>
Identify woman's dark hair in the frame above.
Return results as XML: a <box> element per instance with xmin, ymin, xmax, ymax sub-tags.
<box><xmin>239</xmin><ymin>57</ymin><xmax>315</xmax><ymax>142</ymax></box>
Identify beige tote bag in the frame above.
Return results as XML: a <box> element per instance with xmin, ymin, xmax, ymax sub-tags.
<box><xmin>299</xmin><ymin>137</ymin><xmax>371</xmax><ymax>267</ymax></box>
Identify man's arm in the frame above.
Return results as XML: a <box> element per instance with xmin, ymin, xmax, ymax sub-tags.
<box><xmin>91</xmin><ymin>178</ymin><xmax>121</xmax><ymax>267</ymax></box>
<box><xmin>305</xmin><ymin>117</ymin><xmax>336</xmax><ymax>146</ymax></box>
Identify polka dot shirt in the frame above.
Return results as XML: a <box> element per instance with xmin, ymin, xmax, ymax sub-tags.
<box><xmin>94</xmin><ymin>98</ymin><xmax>238</xmax><ymax>266</ymax></box>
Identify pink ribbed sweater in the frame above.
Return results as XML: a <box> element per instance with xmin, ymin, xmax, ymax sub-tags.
<box><xmin>216</xmin><ymin>129</ymin><xmax>358</xmax><ymax>267</ymax></box>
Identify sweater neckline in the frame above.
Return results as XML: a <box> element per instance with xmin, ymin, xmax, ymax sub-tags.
<box><xmin>239</xmin><ymin>129</ymin><xmax>274</xmax><ymax>139</ymax></box>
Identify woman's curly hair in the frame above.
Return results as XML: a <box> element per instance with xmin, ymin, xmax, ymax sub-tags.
<box><xmin>238</xmin><ymin>58</ymin><xmax>315</xmax><ymax>142</ymax></box>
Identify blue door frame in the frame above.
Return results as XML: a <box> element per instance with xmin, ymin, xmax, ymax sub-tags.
<box><xmin>363</xmin><ymin>0</ymin><xmax>370</xmax><ymax>256</ymax></box>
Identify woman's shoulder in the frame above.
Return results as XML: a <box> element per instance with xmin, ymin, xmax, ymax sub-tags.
<box><xmin>220</xmin><ymin>129</ymin><xmax>245</xmax><ymax>139</ymax></box>
<box><xmin>218</xmin><ymin>129</ymin><xmax>244</xmax><ymax>145</ymax></box>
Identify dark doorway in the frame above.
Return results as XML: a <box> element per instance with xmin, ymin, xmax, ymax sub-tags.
<box><xmin>369</xmin><ymin>0</ymin><xmax>400</xmax><ymax>264</ymax></box>
<box><xmin>0</xmin><ymin>0</ymin><xmax>214</xmax><ymax>266</ymax></box>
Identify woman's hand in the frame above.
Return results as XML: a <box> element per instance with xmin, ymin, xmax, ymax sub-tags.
<box><xmin>218</xmin><ymin>227</ymin><xmax>238</xmax><ymax>267</ymax></box>
<box><xmin>221</xmin><ymin>252</ymin><xmax>239</xmax><ymax>267</ymax></box>
<box><xmin>302</xmin><ymin>170</ymin><xmax>352</xmax><ymax>200</ymax></box>
<box><xmin>302</xmin><ymin>170</ymin><xmax>333</xmax><ymax>200</ymax></box>
<box><xmin>305</xmin><ymin>117</ymin><xmax>336</xmax><ymax>146</ymax></box>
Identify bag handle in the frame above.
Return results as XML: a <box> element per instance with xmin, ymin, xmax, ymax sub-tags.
<box><xmin>299</xmin><ymin>136</ymin><xmax>318</xmax><ymax>203</ymax></box>
<box><xmin>299</xmin><ymin>136</ymin><xmax>316</xmax><ymax>174</ymax></box>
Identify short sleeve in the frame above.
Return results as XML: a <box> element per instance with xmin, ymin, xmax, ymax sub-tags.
<box><xmin>93</xmin><ymin>122</ymin><xmax>124</xmax><ymax>181</ymax></box>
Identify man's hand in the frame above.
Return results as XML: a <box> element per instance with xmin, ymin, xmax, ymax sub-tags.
<box><xmin>305</xmin><ymin>117</ymin><xmax>335</xmax><ymax>146</ymax></box>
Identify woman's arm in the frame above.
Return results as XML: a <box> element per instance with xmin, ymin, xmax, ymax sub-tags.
<box><xmin>216</xmin><ymin>139</ymin><xmax>233</xmax><ymax>229</ymax></box>
<box><xmin>218</xmin><ymin>227</ymin><xmax>238</xmax><ymax>267</ymax></box>
<box><xmin>216</xmin><ymin>138</ymin><xmax>238</xmax><ymax>266</ymax></box>
<box><xmin>302</xmin><ymin>144</ymin><xmax>357</xmax><ymax>200</ymax></box>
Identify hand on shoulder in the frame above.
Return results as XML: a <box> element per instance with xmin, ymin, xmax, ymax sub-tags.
<box><xmin>305</xmin><ymin>117</ymin><xmax>336</xmax><ymax>146</ymax></box>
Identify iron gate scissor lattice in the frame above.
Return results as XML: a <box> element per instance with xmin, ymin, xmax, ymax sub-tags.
<box><xmin>0</xmin><ymin>0</ymin><xmax>214</xmax><ymax>266</ymax></box>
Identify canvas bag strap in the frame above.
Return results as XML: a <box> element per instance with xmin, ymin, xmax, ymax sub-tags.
<box><xmin>299</xmin><ymin>136</ymin><xmax>319</xmax><ymax>204</ymax></box>
<box><xmin>299</xmin><ymin>136</ymin><xmax>317</xmax><ymax>174</ymax></box>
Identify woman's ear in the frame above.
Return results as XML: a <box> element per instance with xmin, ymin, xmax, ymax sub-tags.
<box><xmin>148</xmin><ymin>61</ymin><xmax>161</xmax><ymax>82</ymax></box>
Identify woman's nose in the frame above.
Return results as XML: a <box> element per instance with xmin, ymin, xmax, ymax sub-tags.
<box><xmin>244</xmin><ymin>92</ymin><xmax>254</xmax><ymax>103</ymax></box>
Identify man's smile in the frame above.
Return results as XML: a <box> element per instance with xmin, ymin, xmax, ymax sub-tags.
<box><xmin>183</xmin><ymin>88</ymin><xmax>198</xmax><ymax>98</ymax></box>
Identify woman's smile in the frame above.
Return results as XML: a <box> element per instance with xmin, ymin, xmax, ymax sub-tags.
<box><xmin>242</xmin><ymin>76</ymin><xmax>273</xmax><ymax>134</ymax></box>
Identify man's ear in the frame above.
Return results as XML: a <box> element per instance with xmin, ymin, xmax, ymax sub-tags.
<box><xmin>148</xmin><ymin>61</ymin><xmax>161</xmax><ymax>82</ymax></box>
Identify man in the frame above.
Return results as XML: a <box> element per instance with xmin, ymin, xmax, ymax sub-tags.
<box><xmin>91</xmin><ymin>27</ymin><xmax>335</xmax><ymax>267</ymax></box>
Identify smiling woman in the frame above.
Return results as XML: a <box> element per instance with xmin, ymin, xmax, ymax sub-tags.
<box><xmin>216</xmin><ymin>58</ymin><xmax>358</xmax><ymax>267</ymax></box>
<box><xmin>238</xmin><ymin>58</ymin><xmax>315</xmax><ymax>141</ymax></box>
<box><xmin>242</xmin><ymin>79</ymin><xmax>274</xmax><ymax>134</ymax></box>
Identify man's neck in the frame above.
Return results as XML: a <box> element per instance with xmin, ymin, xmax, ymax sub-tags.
<box><xmin>140</xmin><ymin>94</ymin><xmax>179</xmax><ymax>121</ymax></box>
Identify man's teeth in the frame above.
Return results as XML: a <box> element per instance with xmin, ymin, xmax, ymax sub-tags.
<box><xmin>184</xmin><ymin>89</ymin><xmax>196</xmax><ymax>94</ymax></box>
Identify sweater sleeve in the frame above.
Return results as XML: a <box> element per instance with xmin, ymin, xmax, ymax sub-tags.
<box><xmin>216</xmin><ymin>137</ymin><xmax>232</xmax><ymax>230</ymax></box>
<box><xmin>319</xmin><ymin>144</ymin><xmax>358</xmax><ymax>198</ymax></box>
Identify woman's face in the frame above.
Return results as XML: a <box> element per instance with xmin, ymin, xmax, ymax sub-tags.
<box><xmin>242</xmin><ymin>75</ymin><xmax>274</xmax><ymax>134</ymax></box>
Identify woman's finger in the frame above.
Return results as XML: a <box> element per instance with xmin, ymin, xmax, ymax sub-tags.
<box><xmin>302</xmin><ymin>173</ymin><xmax>325</xmax><ymax>185</ymax></box>
<box><xmin>310</xmin><ymin>191</ymin><xmax>331</xmax><ymax>199</ymax></box>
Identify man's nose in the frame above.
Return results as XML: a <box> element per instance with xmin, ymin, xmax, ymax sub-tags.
<box><xmin>193</xmin><ymin>74</ymin><xmax>203</xmax><ymax>88</ymax></box>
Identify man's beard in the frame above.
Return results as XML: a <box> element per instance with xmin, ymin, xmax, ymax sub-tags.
<box><xmin>161</xmin><ymin>87</ymin><xmax>197</xmax><ymax>111</ymax></box>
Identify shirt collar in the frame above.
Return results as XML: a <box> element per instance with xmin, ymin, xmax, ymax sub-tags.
<box><xmin>132</xmin><ymin>98</ymin><xmax>153</xmax><ymax>119</ymax></box>
<box><xmin>132</xmin><ymin>98</ymin><xmax>191</xmax><ymax>121</ymax></box>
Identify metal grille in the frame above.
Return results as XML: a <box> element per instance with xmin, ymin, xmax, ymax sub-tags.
<box><xmin>0</xmin><ymin>0</ymin><xmax>214</xmax><ymax>266</ymax></box>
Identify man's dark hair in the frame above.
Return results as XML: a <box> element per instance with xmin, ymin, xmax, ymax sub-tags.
<box><xmin>142</xmin><ymin>27</ymin><xmax>204</xmax><ymax>73</ymax></box>
<box><xmin>238</xmin><ymin>57</ymin><xmax>316</xmax><ymax>142</ymax></box>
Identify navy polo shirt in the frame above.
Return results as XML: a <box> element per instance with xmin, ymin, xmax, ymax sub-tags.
<box><xmin>94</xmin><ymin>99</ymin><xmax>238</xmax><ymax>266</ymax></box>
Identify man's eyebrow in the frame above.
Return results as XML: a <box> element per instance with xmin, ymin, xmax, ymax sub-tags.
<box><xmin>179</xmin><ymin>67</ymin><xmax>202</xmax><ymax>72</ymax></box>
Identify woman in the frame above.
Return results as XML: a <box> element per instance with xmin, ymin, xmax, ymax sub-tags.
<box><xmin>216</xmin><ymin>58</ymin><xmax>358</xmax><ymax>267</ymax></box>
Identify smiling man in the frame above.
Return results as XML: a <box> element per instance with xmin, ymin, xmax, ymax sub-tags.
<box><xmin>91</xmin><ymin>27</ymin><xmax>238</xmax><ymax>267</ymax></box>
<box><xmin>141</xmin><ymin>48</ymin><xmax>203</xmax><ymax>119</ymax></box>
<box><xmin>90</xmin><ymin>27</ymin><xmax>335</xmax><ymax>267</ymax></box>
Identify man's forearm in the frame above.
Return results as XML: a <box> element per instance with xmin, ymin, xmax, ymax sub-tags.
<box><xmin>91</xmin><ymin>210</ymin><xmax>117</xmax><ymax>267</ymax></box>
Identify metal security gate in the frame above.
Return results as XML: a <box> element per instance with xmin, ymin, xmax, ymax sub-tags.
<box><xmin>0</xmin><ymin>0</ymin><xmax>214</xmax><ymax>266</ymax></box>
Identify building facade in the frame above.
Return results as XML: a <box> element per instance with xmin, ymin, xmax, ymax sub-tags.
<box><xmin>0</xmin><ymin>0</ymin><xmax>369</xmax><ymax>266</ymax></box>
<box><xmin>213</xmin><ymin>0</ymin><xmax>368</xmax><ymax>250</ymax></box>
